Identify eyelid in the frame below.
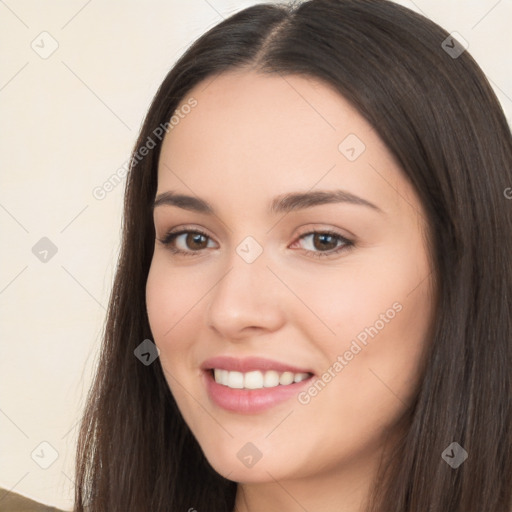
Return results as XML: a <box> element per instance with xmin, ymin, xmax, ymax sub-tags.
<box><xmin>291</xmin><ymin>227</ymin><xmax>354</xmax><ymax>258</ymax></box>
<box><xmin>294</xmin><ymin>223</ymin><xmax>353</xmax><ymax>240</ymax></box>
<box><xmin>157</xmin><ymin>224</ymin><xmax>354</xmax><ymax>258</ymax></box>
<box><xmin>157</xmin><ymin>225</ymin><xmax>216</xmax><ymax>249</ymax></box>
<box><xmin>158</xmin><ymin>223</ymin><xmax>351</xmax><ymax>241</ymax></box>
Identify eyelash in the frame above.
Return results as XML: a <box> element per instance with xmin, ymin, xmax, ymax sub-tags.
<box><xmin>157</xmin><ymin>227</ymin><xmax>354</xmax><ymax>259</ymax></box>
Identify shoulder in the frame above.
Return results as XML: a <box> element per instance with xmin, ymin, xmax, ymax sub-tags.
<box><xmin>0</xmin><ymin>488</ymin><xmax>67</xmax><ymax>512</ymax></box>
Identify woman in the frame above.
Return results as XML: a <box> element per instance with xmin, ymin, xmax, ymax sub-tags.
<box><xmin>74</xmin><ymin>0</ymin><xmax>512</xmax><ymax>510</ymax></box>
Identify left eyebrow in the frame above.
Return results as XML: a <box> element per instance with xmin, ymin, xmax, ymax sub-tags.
<box><xmin>152</xmin><ymin>189</ymin><xmax>383</xmax><ymax>215</ymax></box>
<box><xmin>269</xmin><ymin>189</ymin><xmax>383</xmax><ymax>214</ymax></box>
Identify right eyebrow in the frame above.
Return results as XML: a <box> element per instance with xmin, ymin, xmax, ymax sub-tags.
<box><xmin>153</xmin><ymin>191</ymin><xmax>213</xmax><ymax>214</ymax></box>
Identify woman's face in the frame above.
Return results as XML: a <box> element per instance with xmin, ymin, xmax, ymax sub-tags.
<box><xmin>146</xmin><ymin>70</ymin><xmax>434</xmax><ymax>488</ymax></box>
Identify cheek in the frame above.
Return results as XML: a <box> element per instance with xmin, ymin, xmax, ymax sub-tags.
<box><xmin>291</xmin><ymin>286</ymin><xmax>432</xmax><ymax>471</ymax></box>
<box><xmin>145</xmin><ymin>257</ymin><xmax>215</xmax><ymax>387</ymax></box>
<box><xmin>298</xmin><ymin>240</ymin><xmax>433</xmax><ymax>414</ymax></box>
<box><xmin>361</xmin><ymin>276</ymin><xmax>434</xmax><ymax>409</ymax></box>
<box><xmin>145</xmin><ymin>260</ymin><xmax>197</xmax><ymax>388</ymax></box>
<box><xmin>318</xmin><ymin>238</ymin><xmax>433</xmax><ymax>345</ymax></box>
<box><xmin>145</xmin><ymin>258</ymin><xmax>202</xmax><ymax>340</ymax></box>
<box><xmin>145</xmin><ymin>261</ymin><xmax>198</xmax><ymax>409</ymax></box>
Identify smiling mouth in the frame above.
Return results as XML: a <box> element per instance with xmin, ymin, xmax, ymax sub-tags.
<box><xmin>209</xmin><ymin>368</ymin><xmax>314</xmax><ymax>390</ymax></box>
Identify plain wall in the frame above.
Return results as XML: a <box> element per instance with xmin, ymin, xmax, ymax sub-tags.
<box><xmin>1</xmin><ymin>0</ymin><xmax>511</xmax><ymax>509</ymax></box>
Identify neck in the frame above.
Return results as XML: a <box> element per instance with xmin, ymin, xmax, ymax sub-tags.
<box><xmin>232</xmin><ymin>443</ymin><xmax>388</xmax><ymax>512</ymax></box>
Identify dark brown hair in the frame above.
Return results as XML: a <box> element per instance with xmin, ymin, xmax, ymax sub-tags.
<box><xmin>74</xmin><ymin>1</ymin><xmax>512</xmax><ymax>510</ymax></box>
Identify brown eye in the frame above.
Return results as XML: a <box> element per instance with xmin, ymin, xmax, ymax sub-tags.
<box><xmin>311</xmin><ymin>233</ymin><xmax>339</xmax><ymax>251</ymax></box>
<box><xmin>158</xmin><ymin>229</ymin><xmax>216</xmax><ymax>256</ymax></box>
<box><xmin>185</xmin><ymin>232</ymin><xmax>209</xmax><ymax>250</ymax></box>
<box><xmin>292</xmin><ymin>230</ymin><xmax>354</xmax><ymax>259</ymax></box>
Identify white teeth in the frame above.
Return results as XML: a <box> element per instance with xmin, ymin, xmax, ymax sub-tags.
<box><xmin>263</xmin><ymin>370</ymin><xmax>280</xmax><ymax>388</ymax></box>
<box><xmin>244</xmin><ymin>370</ymin><xmax>264</xmax><ymax>389</ymax></box>
<box><xmin>212</xmin><ymin>369</ymin><xmax>311</xmax><ymax>389</ymax></box>
<box><xmin>279</xmin><ymin>371</ymin><xmax>294</xmax><ymax>385</ymax></box>
<box><xmin>228</xmin><ymin>371</ymin><xmax>244</xmax><ymax>389</ymax></box>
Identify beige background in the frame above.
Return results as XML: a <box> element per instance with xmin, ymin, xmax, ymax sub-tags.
<box><xmin>1</xmin><ymin>0</ymin><xmax>511</xmax><ymax>509</ymax></box>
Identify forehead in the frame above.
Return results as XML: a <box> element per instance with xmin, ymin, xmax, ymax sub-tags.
<box><xmin>162</xmin><ymin>70</ymin><xmax>373</xmax><ymax>166</ymax></box>
<box><xmin>156</xmin><ymin>70</ymin><xmax>418</xmax><ymax>217</ymax></box>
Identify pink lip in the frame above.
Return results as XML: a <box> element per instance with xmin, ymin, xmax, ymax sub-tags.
<box><xmin>200</xmin><ymin>355</ymin><xmax>314</xmax><ymax>374</ymax></box>
<box><xmin>202</xmin><ymin>370</ymin><xmax>314</xmax><ymax>414</ymax></box>
<box><xmin>200</xmin><ymin>356</ymin><xmax>315</xmax><ymax>414</ymax></box>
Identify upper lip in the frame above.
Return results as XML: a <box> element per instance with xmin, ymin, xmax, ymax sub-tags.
<box><xmin>201</xmin><ymin>356</ymin><xmax>315</xmax><ymax>375</ymax></box>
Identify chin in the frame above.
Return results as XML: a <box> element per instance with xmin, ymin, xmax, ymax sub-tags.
<box><xmin>197</xmin><ymin>441</ymin><xmax>283</xmax><ymax>482</ymax></box>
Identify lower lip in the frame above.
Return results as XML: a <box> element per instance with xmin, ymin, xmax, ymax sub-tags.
<box><xmin>203</xmin><ymin>370</ymin><xmax>314</xmax><ymax>414</ymax></box>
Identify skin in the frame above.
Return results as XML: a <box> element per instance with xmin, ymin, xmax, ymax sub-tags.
<box><xmin>146</xmin><ymin>70</ymin><xmax>435</xmax><ymax>512</ymax></box>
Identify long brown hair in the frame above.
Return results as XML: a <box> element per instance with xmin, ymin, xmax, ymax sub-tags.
<box><xmin>74</xmin><ymin>1</ymin><xmax>512</xmax><ymax>510</ymax></box>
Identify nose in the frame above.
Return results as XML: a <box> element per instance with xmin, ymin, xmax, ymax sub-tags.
<box><xmin>205</xmin><ymin>249</ymin><xmax>287</xmax><ymax>340</ymax></box>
